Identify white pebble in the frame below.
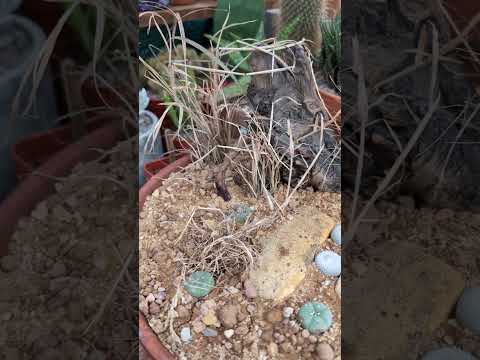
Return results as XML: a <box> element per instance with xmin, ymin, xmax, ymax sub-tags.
<box><xmin>315</xmin><ymin>250</ymin><xmax>341</xmax><ymax>277</ymax></box>
<box><xmin>283</xmin><ymin>307</ymin><xmax>294</xmax><ymax>319</ymax></box>
<box><xmin>224</xmin><ymin>329</ymin><xmax>234</xmax><ymax>338</ymax></box>
<box><xmin>330</xmin><ymin>224</ymin><xmax>341</xmax><ymax>246</ymax></box>
<box><xmin>145</xmin><ymin>293</ymin><xmax>155</xmax><ymax>303</ymax></box>
<box><xmin>180</xmin><ymin>327</ymin><xmax>192</xmax><ymax>342</ymax></box>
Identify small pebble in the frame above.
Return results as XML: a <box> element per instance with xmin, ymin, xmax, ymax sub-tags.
<box><xmin>146</xmin><ymin>293</ymin><xmax>155</xmax><ymax>303</ymax></box>
<box><xmin>180</xmin><ymin>327</ymin><xmax>192</xmax><ymax>342</ymax></box>
<box><xmin>266</xmin><ymin>309</ymin><xmax>283</xmax><ymax>324</ymax></box>
<box><xmin>226</xmin><ymin>286</ymin><xmax>240</xmax><ymax>294</ymax></box>
<box><xmin>236</xmin><ymin>325</ymin><xmax>249</xmax><ymax>336</ymax></box>
<box><xmin>219</xmin><ymin>305</ymin><xmax>238</xmax><ymax>328</ymax></box>
<box><xmin>283</xmin><ymin>307</ymin><xmax>294</xmax><ymax>319</ymax></box>
<box><xmin>456</xmin><ymin>287</ymin><xmax>480</xmax><ymax>335</ymax></box>
<box><xmin>244</xmin><ymin>279</ymin><xmax>257</xmax><ymax>298</ymax></box>
<box><xmin>315</xmin><ymin>251</ymin><xmax>341</xmax><ymax>277</ymax></box>
<box><xmin>192</xmin><ymin>320</ymin><xmax>205</xmax><ymax>333</ymax></box>
<box><xmin>330</xmin><ymin>224</ymin><xmax>341</xmax><ymax>245</ymax></box>
<box><xmin>268</xmin><ymin>342</ymin><xmax>279</xmax><ymax>357</ymax></box>
<box><xmin>224</xmin><ymin>329</ymin><xmax>235</xmax><ymax>338</ymax></box>
<box><xmin>202</xmin><ymin>328</ymin><xmax>218</xmax><ymax>337</ymax></box>
<box><xmin>335</xmin><ymin>277</ymin><xmax>341</xmax><ymax>298</ymax></box>
<box><xmin>149</xmin><ymin>303</ymin><xmax>161</xmax><ymax>315</ymax></box>
<box><xmin>202</xmin><ymin>312</ymin><xmax>219</xmax><ymax>327</ymax></box>
<box><xmin>316</xmin><ymin>342</ymin><xmax>335</xmax><ymax>360</ymax></box>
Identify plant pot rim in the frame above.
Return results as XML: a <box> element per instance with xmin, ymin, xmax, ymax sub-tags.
<box><xmin>0</xmin><ymin>119</ymin><xmax>122</xmax><ymax>256</ymax></box>
<box><xmin>139</xmin><ymin>154</ymin><xmax>192</xmax><ymax>360</ymax></box>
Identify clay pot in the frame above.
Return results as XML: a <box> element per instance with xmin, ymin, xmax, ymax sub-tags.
<box><xmin>11</xmin><ymin>118</ymin><xmax>108</xmax><ymax>180</ymax></box>
<box><xmin>318</xmin><ymin>88</ymin><xmax>341</xmax><ymax>120</ymax></box>
<box><xmin>140</xmin><ymin>313</ymin><xmax>176</xmax><ymax>360</ymax></box>
<box><xmin>0</xmin><ymin>118</ymin><xmax>123</xmax><ymax>256</ymax></box>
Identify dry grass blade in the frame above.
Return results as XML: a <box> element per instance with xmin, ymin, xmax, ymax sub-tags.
<box><xmin>349</xmin><ymin>37</ymin><xmax>367</xmax><ymax>225</ymax></box>
<box><xmin>140</xmin><ymin>12</ymin><xmax>339</xmax><ymax>279</ymax></box>
<box><xmin>344</xmin><ymin>96</ymin><xmax>440</xmax><ymax>246</ymax></box>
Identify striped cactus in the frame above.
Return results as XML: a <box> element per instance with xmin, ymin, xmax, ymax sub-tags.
<box><xmin>281</xmin><ymin>0</ymin><xmax>322</xmax><ymax>54</ymax></box>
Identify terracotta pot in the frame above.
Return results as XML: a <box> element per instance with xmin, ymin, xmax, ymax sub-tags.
<box><xmin>139</xmin><ymin>154</ymin><xmax>192</xmax><ymax>211</ymax></box>
<box><xmin>147</xmin><ymin>99</ymin><xmax>176</xmax><ymax>131</ymax></box>
<box><xmin>81</xmin><ymin>79</ymin><xmax>129</xmax><ymax>108</ymax></box>
<box><xmin>0</xmin><ymin>118</ymin><xmax>123</xmax><ymax>256</ymax></box>
<box><xmin>318</xmin><ymin>88</ymin><xmax>341</xmax><ymax>120</ymax></box>
<box><xmin>143</xmin><ymin>133</ymin><xmax>191</xmax><ymax>182</ymax></box>
<box><xmin>12</xmin><ymin>118</ymin><xmax>108</xmax><ymax>180</ymax></box>
<box><xmin>139</xmin><ymin>153</ymin><xmax>192</xmax><ymax>359</ymax></box>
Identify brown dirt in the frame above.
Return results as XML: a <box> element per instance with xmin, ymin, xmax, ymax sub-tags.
<box><xmin>344</xmin><ymin>196</ymin><xmax>480</xmax><ymax>358</ymax></box>
<box><xmin>0</xmin><ymin>140</ymin><xmax>137</xmax><ymax>359</ymax></box>
<box><xmin>140</xmin><ymin>163</ymin><xmax>341</xmax><ymax>359</ymax></box>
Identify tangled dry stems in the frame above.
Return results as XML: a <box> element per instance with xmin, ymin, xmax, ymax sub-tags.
<box><xmin>139</xmin><ymin>14</ymin><xmax>338</xmax><ymax>279</ymax></box>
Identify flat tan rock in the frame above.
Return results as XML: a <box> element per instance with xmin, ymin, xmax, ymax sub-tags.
<box><xmin>249</xmin><ymin>204</ymin><xmax>335</xmax><ymax>303</ymax></box>
<box><xmin>343</xmin><ymin>242</ymin><xmax>465</xmax><ymax>360</ymax></box>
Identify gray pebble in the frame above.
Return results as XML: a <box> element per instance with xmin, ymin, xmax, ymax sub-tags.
<box><xmin>202</xmin><ymin>327</ymin><xmax>218</xmax><ymax>337</ymax></box>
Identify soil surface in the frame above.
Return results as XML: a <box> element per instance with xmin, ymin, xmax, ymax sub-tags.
<box><xmin>343</xmin><ymin>195</ymin><xmax>480</xmax><ymax>358</ymax></box>
<box><xmin>0</xmin><ymin>140</ymin><xmax>137</xmax><ymax>359</ymax></box>
<box><xmin>140</xmin><ymin>163</ymin><xmax>341</xmax><ymax>360</ymax></box>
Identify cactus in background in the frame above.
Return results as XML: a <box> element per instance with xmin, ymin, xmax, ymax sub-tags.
<box><xmin>280</xmin><ymin>0</ymin><xmax>322</xmax><ymax>54</ymax></box>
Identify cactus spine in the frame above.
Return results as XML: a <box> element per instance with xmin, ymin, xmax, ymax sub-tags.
<box><xmin>281</xmin><ymin>0</ymin><xmax>322</xmax><ymax>54</ymax></box>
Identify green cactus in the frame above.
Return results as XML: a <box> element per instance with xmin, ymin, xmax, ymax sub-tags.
<box><xmin>281</xmin><ymin>0</ymin><xmax>323</xmax><ymax>54</ymax></box>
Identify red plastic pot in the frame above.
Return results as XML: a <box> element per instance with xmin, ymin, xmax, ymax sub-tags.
<box><xmin>0</xmin><ymin>118</ymin><xmax>123</xmax><ymax>256</ymax></box>
<box><xmin>147</xmin><ymin>99</ymin><xmax>176</xmax><ymax>131</ymax></box>
<box><xmin>81</xmin><ymin>79</ymin><xmax>129</xmax><ymax>109</ymax></box>
<box><xmin>143</xmin><ymin>135</ymin><xmax>191</xmax><ymax>182</ymax></box>
<box><xmin>12</xmin><ymin>118</ymin><xmax>108</xmax><ymax>180</ymax></box>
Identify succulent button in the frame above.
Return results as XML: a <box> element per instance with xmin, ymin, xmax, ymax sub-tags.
<box><xmin>184</xmin><ymin>271</ymin><xmax>215</xmax><ymax>298</ymax></box>
<box><xmin>298</xmin><ymin>302</ymin><xmax>332</xmax><ymax>334</ymax></box>
<box><xmin>230</xmin><ymin>204</ymin><xmax>253</xmax><ymax>225</ymax></box>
